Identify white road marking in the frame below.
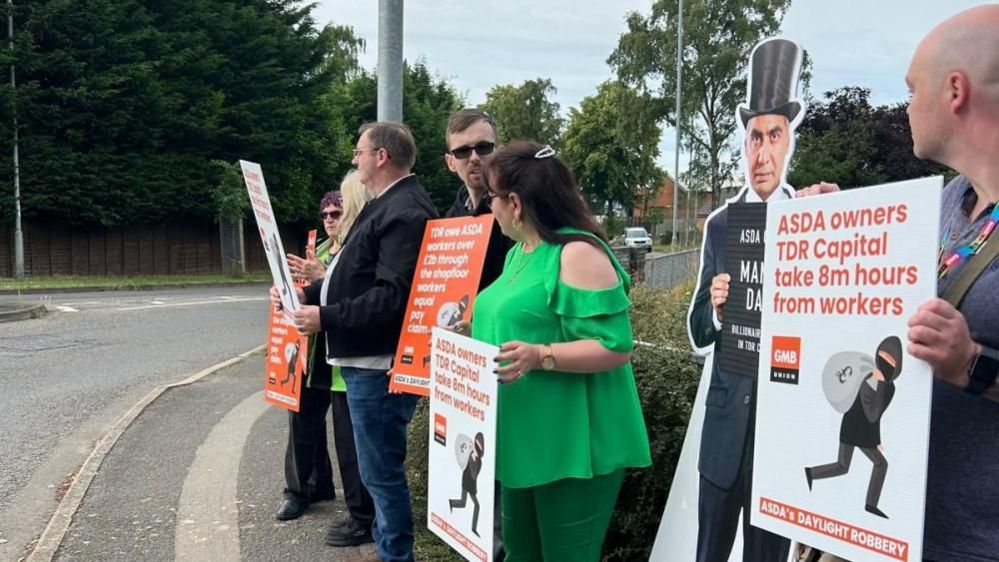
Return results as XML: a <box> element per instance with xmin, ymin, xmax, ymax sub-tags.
<box><xmin>174</xmin><ymin>391</ymin><xmax>268</xmax><ymax>561</ymax></box>
<box><xmin>116</xmin><ymin>297</ymin><xmax>267</xmax><ymax>311</ymax></box>
<box><xmin>55</xmin><ymin>306</ymin><xmax>79</xmax><ymax>313</ymax></box>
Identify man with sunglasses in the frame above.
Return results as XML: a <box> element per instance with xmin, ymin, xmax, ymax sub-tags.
<box><xmin>445</xmin><ymin>109</ymin><xmax>514</xmax><ymax>291</ymax></box>
<box><xmin>443</xmin><ymin>109</ymin><xmax>512</xmax><ymax>561</ymax></box>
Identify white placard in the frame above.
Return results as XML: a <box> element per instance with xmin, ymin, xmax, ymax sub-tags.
<box><xmin>751</xmin><ymin>178</ymin><xmax>942</xmax><ymax>562</ymax></box>
<box><xmin>239</xmin><ymin>160</ymin><xmax>300</xmax><ymax>312</ymax></box>
<box><xmin>428</xmin><ymin>327</ymin><xmax>498</xmax><ymax>562</ymax></box>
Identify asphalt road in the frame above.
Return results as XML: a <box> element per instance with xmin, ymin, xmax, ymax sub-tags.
<box><xmin>0</xmin><ymin>286</ymin><xmax>270</xmax><ymax>559</ymax></box>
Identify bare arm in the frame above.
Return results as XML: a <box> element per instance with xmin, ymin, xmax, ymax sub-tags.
<box><xmin>494</xmin><ymin>241</ymin><xmax>630</xmax><ymax>382</ymax></box>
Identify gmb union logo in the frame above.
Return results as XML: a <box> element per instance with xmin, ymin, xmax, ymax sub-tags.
<box><xmin>770</xmin><ymin>335</ymin><xmax>801</xmax><ymax>385</ymax></box>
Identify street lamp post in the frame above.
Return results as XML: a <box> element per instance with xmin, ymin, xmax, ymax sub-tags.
<box><xmin>8</xmin><ymin>0</ymin><xmax>23</xmax><ymax>278</ymax></box>
<box><xmin>671</xmin><ymin>0</ymin><xmax>683</xmax><ymax>249</ymax></box>
<box><xmin>377</xmin><ymin>0</ymin><xmax>404</xmax><ymax>123</ymax></box>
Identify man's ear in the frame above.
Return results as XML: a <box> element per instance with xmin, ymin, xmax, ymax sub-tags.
<box><xmin>947</xmin><ymin>71</ymin><xmax>970</xmax><ymax>114</ymax></box>
<box><xmin>445</xmin><ymin>153</ymin><xmax>458</xmax><ymax>173</ymax></box>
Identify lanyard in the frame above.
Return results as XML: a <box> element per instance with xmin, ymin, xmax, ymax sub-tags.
<box><xmin>938</xmin><ymin>203</ymin><xmax>999</xmax><ymax>279</ymax></box>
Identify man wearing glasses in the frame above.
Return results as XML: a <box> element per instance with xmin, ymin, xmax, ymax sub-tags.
<box><xmin>443</xmin><ymin>109</ymin><xmax>512</xmax><ymax>561</ymax></box>
<box><xmin>284</xmin><ymin>122</ymin><xmax>438</xmax><ymax>562</ymax></box>
<box><xmin>444</xmin><ymin>109</ymin><xmax>513</xmax><ymax>291</ymax></box>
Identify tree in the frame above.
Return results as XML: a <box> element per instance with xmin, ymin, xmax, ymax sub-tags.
<box><xmin>480</xmin><ymin>78</ymin><xmax>564</xmax><ymax>148</ymax></box>
<box><xmin>0</xmin><ymin>0</ymin><xmax>363</xmax><ymax>226</ymax></box>
<box><xmin>335</xmin><ymin>60</ymin><xmax>463</xmax><ymax>212</ymax></box>
<box><xmin>561</xmin><ymin>81</ymin><xmax>664</xmax><ymax>215</ymax></box>
<box><xmin>788</xmin><ymin>87</ymin><xmax>951</xmax><ymax>188</ymax></box>
<box><xmin>609</xmin><ymin>0</ymin><xmax>792</xmax><ymax>209</ymax></box>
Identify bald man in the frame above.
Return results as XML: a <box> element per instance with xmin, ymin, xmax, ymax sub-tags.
<box><xmin>904</xmin><ymin>5</ymin><xmax>999</xmax><ymax>561</ymax></box>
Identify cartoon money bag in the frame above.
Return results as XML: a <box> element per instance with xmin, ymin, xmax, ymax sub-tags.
<box><xmin>454</xmin><ymin>433</ymin><xmax>474</xmax><ymax>471</ymax></box>
<box><xmin>821</xmin><ymin>351</ymin><xmax>876</xmax><ymax>413</ymax></box>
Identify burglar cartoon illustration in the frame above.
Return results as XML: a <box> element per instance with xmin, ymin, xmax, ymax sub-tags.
<box><xmin>281</xmin><ymin>341</ymin><xmax>300</xmax><ymax>387</ymax></box>
<box><xmin>805</xmin><ymin>335</ymin><xmax>904</xmax><ymax>519</ymax></box>
<box><xmin>449</xmin><ymin>432</ymin><xmax>485</xmax><ymax>537</ymax></box>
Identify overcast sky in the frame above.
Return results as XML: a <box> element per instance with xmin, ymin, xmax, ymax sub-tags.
<box><xmin>312</xmin><ymin>0</ymin><xmax>983</xmax><ymax>176</ymax></box>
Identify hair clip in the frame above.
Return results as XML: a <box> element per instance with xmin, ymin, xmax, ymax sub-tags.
<box><xmin>534</xmin><ymin>145</ymin><xmax>556</xmax><ymax>159</ymax></box>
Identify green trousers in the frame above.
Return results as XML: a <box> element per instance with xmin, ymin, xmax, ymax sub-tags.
<box><xmin>501</xmin><ymin>470</ymin><xmax>625</xmax><ymax>562</ymax></box>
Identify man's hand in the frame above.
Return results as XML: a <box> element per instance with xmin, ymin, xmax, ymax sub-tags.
<box><xmin>907</xmin><ymin>298</ymin><xmax>979</xmax><ymax>387</ymax></box>
<box><xmin>710</xmin><ymin>273</ymin><xmax>731</xmax><ymax>320</ymax></box>
<box><xmin>290</xmin><ymin>305</ymin><xmax>322</xmax><ymax>335</ymax></box>
<box><xmin>287</xmin><ymin>250</ymin><xmax>325</xmax><ymax>282</ymax></box>
<box><xmin>796</xmin><ymin>182</ymin><xmax>840</xmax><ymax>198</ymax></box>
<box><xmin>270</xmin><ymin>284</ymin><xmax>306</xmax><ymax>311</ymax></box>
<box><xmin>269</xmin><ymin>284</ymin><xmax>283</xmax><ymax>310</ymax></box>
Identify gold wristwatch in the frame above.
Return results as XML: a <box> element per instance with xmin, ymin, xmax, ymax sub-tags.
<box><xmin>541</xmin><ymin>344</ymin><xmax>557</xmax><ymax>371</ymax></box>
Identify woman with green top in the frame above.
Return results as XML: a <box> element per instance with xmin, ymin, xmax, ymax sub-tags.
<box><xmin>472</xmin><ymin>141</ymin><xmax>651</xmax><ymax>561</ymax></box>
<box><xmin>279</xmin><ymin>171</ymin><xmax>376</xmax><ymax>548</ymax></box>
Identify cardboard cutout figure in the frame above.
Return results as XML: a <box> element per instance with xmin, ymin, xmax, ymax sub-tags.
<box><xmin>652</xmin><ymin>37</ymin><xmax>807</xmax><ymax>562</ymax></box>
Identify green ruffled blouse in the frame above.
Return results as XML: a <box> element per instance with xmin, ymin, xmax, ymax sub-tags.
<box><xmin>471</xmin><ymin>228</ymin><xmax>651</xmax><ymax>489</ymax></box>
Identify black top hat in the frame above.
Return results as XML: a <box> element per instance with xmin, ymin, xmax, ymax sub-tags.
<box><xmin>738</xmin><ymin>38</ymin><xmax>803</xmax><ymax>127</ymax></box>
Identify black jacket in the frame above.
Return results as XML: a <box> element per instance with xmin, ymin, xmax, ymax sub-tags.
<box><xmin>444</xmin><ymin>186</ymin><xmax>513</xmax><ymax>291</ymax></box>
<box><xmin>840</xmin><ymin>376</ymin><xmax>895</xmax><ymax>448</ymax></box>
<box><xmin>303</xmin><ymin>175</ymin><xmax>438</xmax><ymax>358</ymax></box>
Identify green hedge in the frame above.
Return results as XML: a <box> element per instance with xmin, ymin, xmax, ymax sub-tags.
<box><xmin>407</xmin><ymin>283</ymin><xmax>701</xmax><ymax>560</ymax></box>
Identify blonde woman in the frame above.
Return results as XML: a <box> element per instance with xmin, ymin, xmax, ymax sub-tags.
<box><xmin>278</xmin><ymin>170</ymin><xmax>377</xmax><ymax>549</ymax></box>
<box><xmin>288</xmin><ymin>170</ymin><xmax>372</xmax><ymax>281</ymax></box>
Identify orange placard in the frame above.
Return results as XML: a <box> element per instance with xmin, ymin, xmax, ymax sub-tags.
<box><xmin>262</xmin><ymin>230</ymin><xmax>317</xmax><ymax>411</ymax></box>
<box><xmin>390</xmin><ymin>215</ymin><xmax>494</xmax><ymax>395</ymax></box>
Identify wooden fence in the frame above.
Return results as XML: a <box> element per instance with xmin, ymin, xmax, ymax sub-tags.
<box><xmin>0</xmin><ymin>220</ymin><xmax>306</xmax><ymax>277</ymax></box>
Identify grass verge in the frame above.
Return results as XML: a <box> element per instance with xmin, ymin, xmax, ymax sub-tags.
<box><xmin>0</xmin><ymin>272</ymin><xmax>271</xmax><ymax>291</ymax></box>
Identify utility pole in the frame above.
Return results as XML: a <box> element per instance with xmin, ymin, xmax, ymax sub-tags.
<box><xmin>8</xmin><ymin>0</ymin><xmax>23</xmax><ymax>278</ymax></box>
<box><xmin>670</xmin><ymin>0</ymin><xmax>683</xmax><ymax>249</ymax></box>
<box><xmin>377</xmin><ymin>0</ymin><xmax>404</xmax><ymax>123</ymax></box>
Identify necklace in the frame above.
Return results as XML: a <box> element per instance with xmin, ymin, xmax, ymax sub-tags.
<box><xmin>938</xmin><ymin>202</ymin><xmax>999</xmax><ymax>279</ymax></box>
<box><xmin>505</xmin><ymin>246</ymin><xmax>537</xmax><ymax>285</ymax></box>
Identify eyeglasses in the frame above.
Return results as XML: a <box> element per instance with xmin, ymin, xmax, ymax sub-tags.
<box><xmin>449</xmin><ymin>142</ymin><xmax>495</xmax><ymax>160</ymax></box>
<box><xmin>320</xmin><ymin>211</ymin><xmax>343</xmax><ymax>220</ymax></box>
<box><xmin>352</xmin><ymin>147</ymin><xmax>381</xmax><ymax>158</ymax></box>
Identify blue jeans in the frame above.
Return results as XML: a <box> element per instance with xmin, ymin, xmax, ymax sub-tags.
<box><xmin>341</xmin><ymin>367</ymin><xmax>420</xmax><ymax>562</ymax></box>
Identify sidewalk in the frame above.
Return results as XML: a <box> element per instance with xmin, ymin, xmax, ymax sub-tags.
<box><xmin>0</xmin><ymin>301</ymin><xmax>47</xmax><ymax>322</ymax></box>
<box><xmin>51</xmin><ymin>353</ymin><xmax>376</xmax><ymax>561</ymax></box>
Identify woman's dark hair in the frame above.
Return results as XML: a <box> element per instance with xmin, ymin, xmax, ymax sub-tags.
<box><xmin>485</xmin><ymin>140</ymin><xmax>607</xmax><ymax>248</ymax></box>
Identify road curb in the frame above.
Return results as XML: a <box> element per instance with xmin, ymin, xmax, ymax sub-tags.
<box><xmin>26</xmin><ymin>345</ymin><xmax>267</xmax><ymax>562</ymax></box>
<box><xmin>0</xmin><ymin>303</ymin><xmax>47</xmax><ymax>323</ymax></box>
<box><xmin>0</xmin><ymin>281</ymin><xmax>270</xmax><ymax>296</ymax></box>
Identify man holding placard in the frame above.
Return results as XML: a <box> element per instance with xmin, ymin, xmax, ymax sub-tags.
<box><xmin>904</xmin><ymin>5</ymin><xmax>999</xmax><ymax>560</ymax></box>
<box><xmin>278</xmin><ymin>122</ymin><xmax>438</xmax><ymax>562</ymax></box>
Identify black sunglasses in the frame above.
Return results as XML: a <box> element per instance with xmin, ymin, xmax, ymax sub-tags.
<box><xmin>320</xmin><ymin>210</ymin><xmax>343</xmax><ymax>220</ymax></box>
<box><xmin>449</xmin><ymin>141</ymin><xmax>495</xmax><ymax>160</ymax></box>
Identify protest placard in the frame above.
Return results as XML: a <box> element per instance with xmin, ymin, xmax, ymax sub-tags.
<box><xmin>751</xmin><ymin>178</ymin><xmax>942</xmax><ymax>562</ymax></box>
<box><xmin>239</xmin><ymin>159</ymin><xmax>299</xmax><ymax>312</ymax></box>
<box><xmin>719</xmin><ymin>203</ymin><xmax>768</xmax><ymax>376</ymax></box>
<box><xmin>390</xmin><ymin>215</ymin><xmax>493</xmax><ymax>395</ymax></box>
<box><xmin>261</xmin><ymin>230</ymin><xmax>316</xmax><ymax>412</ymax></box>
<box><xmin>427</xmin><ymin>327</ymin><xmax>498</xmax><ymax>562</ymax></box>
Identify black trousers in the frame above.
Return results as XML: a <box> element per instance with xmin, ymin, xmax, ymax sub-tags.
<box><xmin>810</xmin><ymin>442</ymin><xmax>887</xmax><ymax>508</ymax></box>
<box><xmin>284</xmin><ymin>385</ymin><xmax>375</xmax><ymax>526</ymax></box>
<box><xmin>696</xmin><ymin>440</ymin><xmax>790</xmax><ymax>562</ymax></box>
<box><xmin>329</xmin><ymin>390</ymin><xmax>375</xmax><ymax>525</ymax></box>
